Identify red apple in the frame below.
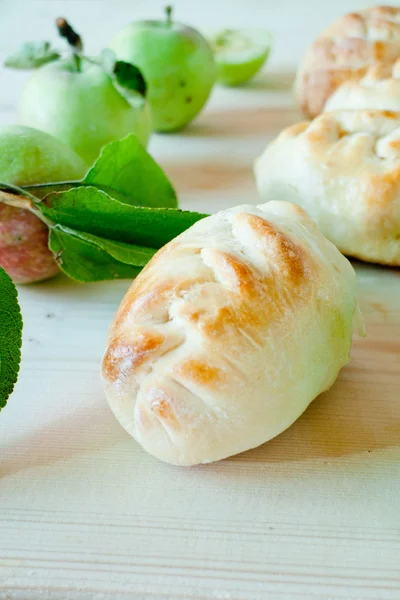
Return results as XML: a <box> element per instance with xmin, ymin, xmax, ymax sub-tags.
<box><xmin>0</xmin><ymin>124</ymin><xmax>86</xmax><ymax>284</ymax></box>
<box><xmin>0</xmin><ymin>203</ymin><xmax>59</xmax><ymax>284</ymax></box>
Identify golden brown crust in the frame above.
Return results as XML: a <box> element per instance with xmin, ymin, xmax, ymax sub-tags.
<box><xmin>303</xmin><ymin>112</ymin><xmax>400</xmax><ymax>210</ymax></box>
<box><xmin>324</xmin><ymin>57</ymin><xmax>400</xmax><ymax>112</ymax></box>
<box><xmin>380</xmin><ymin>110</ymin><xmax>400</xmax><ymax>118</ymax></box>
<box><xmin>255</xmin><ymin>110</ymin><xmax>400</xmax><ymax>265</ymax></box>
<box><xmin>149</xmin><ymin>390</ymin><xmax>178</xmax><ymax>427</ymax></box>
<box><xmin>389</xmin><ymin>138</ymin><xmax>400</xmax><ymax>150</ymax></box>
<box><xmin>283</xmin><ymin>122</ymin><xmax>309</xmax><ymax>137</ymax></box>
<box><xmin>204</xmin><ymin>249</ymin><xmax>259</xmax><ymax>295</ymax></box>
<box><xmin>239</xmin><ymin>213</ymin><xmax>308</xmax><ymax>284</ymax></box>
<box><xmin>101</xmin><ymin>201</ymin><xmax>358</xmax><ymax>465</ymax></box>
<box><xmin>175</xmin><ymin>360</ymin><xmax>225</xmax><ymax>387</ymax></box>
<box><xmin>111</xmin><ymin>251</ymin><xmax>208</xmax><ymax>333</ymax></box>
<box><xmin>298</xmin><ymin>67</ymin><xmax>367</xmax><ymax>119</ymax></box>
<box><xmin>367</xmin><ymin>165</ymin><xmax>400</xmax><ymax>208</ymax></box>
<box><xmin>296</xmin><ymin>6</ymin><xmax>400</xmax><ymax>117</ymax></box>
<box><xmin>103</xmin><ymin>329</ymin><xmax>165</xmax><ymax>382</ymax></box>
<box><xmin>104</xmin><ymin>212</ymin><xmax>312</xmax><ymax>378</ymax></box>
<box><xmin>110</xmin><ymin>213</ymin><xmax>312</xmax><ymax>346</ymax></box>
<box><xmin>324</xmin><ymin>6</ymin><xmax>400</xmax><ymax>38</ymax></box>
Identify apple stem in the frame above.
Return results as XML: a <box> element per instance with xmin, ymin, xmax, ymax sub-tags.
<box><xmin>73</xmin><ymin>53</ymin><xmax>82</xmax><ymax>72</ymax></box>
<box><xmin>22</xmin><ymin>180</ymin><xmax>81</xmax><ymax>196</ymax></box>
<box><xmin>165</xmin><ymin>5</ymin><xmax>173</xmax><ymax>26</ymax></box>
<box><xmin>56</xmin><ymin>17</ymin><xmax>83</xmax><ymax>72</ymax></box>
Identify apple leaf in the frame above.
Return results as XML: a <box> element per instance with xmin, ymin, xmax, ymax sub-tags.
<box><xmin>0</xmin><ymin>267</ymin><xmax>23</xmax><ymax>410</ymax></box>
<box><xmin>84</xmin><ymin>135</ymin><xmax>176</xmax><ymax>208</ymax></box>
<box><xmin>52</xmin><ymin>224</ymin><xmax>157</xmax><ymax>267</ymax></box>
<box><xmin>114</xmin><ymin>61</ymin><xmax>147</xmax><ymax>97</ymax></box>
<box><xmin>101</xmin><ymin>49</ymin><xmax>147</xmax><ymax>98</ymax></box>
<box><xmin>38</xmin><ymin>186</ymin><xmax>207</xmax><ymax>247</ymax></box>
<box><xmin>35</xmin><ymin>184</ymin><xmax>206</xmax><ymax>283</ymax></box>
<box><xmin>66</xmin><ymin>229</ymin><xmax>157</xmax><ymax>266</ymax></box>
<box><xmin>4</xmin><ymin>41</ymin><xmax>60</xmax><ymax>69</ymax></box>
<box><xmin>49</xmin><ymin>226</ymin><xmax>143</xmax><ymax>282</ymax></box>
<box><xmin>23</xmin><ymin>134</ymin><xmax>177</xmax><ymax>209</ymax></box>
<box><xmin>0</xmin><ymin>135</ymin><xmax>208</xmax><ymax>284</ymax></box>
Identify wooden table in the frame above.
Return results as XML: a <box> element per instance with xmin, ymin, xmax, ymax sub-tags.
<box><xmin>1</xmin><ymin>2</ymin><xmax>399</xmax><ymax>598</ymax></box>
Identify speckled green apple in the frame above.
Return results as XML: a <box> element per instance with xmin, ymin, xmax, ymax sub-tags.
<box><xmin>18</xmin><ymin>58</ymin><xmax>152</xmax><ymax>166</ymax></box>
<box><xmin>111</xmin><ymin>8</ymin><xmax>216</xmax><ymax>132</ymax></box>
<box><xmin>0</xmin><ymin>124</ymin><xmax>86</xmax><ymax>185</ymax></box>
<box><xmin>0</xmin><ymin>125</ymin><xmax>86</xmax><ymax>284</ymax></box>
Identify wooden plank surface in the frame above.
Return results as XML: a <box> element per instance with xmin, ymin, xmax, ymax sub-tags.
<box><xmin>1</xmin><ymin>1</ymin><xmax>400</xmax><ymax>598</ymax></box>
<box><xmin>1</xmin><ymin>99</ymin><xmax>399</xmax><ymax>600</ymax></box>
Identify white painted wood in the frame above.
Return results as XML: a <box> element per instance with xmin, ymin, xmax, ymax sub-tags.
<box><xmin>0</xmin><ymin>2</ymin><xmax>399</xmax><ymax>599</ymax></box>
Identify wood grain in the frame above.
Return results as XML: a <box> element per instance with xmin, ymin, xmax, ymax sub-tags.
<box><xmin>1</xmin><ymin>215</ymin><xmax>399</xmax><ymax>600</ymax></box>
<box><xmin>1</xmin><ymin>8</ymin><xmax>399</xmax><ymax>598</ymax></box>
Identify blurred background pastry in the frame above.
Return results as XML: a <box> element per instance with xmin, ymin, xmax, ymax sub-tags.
<box><xmin>295</xmin><ymin>6</ymin><xmax>400</xmax><ymax>118</ymax></box>
<box><xmin>255</xmin><ymin>110</ymin><xmax>400</xmax><ymax>265</ymax></box>
<box><xmin>325</xmin><ymin>58</ymin><xmax>400</xmax><ymax>111</ymax></box>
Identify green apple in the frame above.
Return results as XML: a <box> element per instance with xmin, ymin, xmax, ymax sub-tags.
<box><xmin>110</xmin><ymin>7</ymin><xmax>216</xmax><ymax>132</ymax></box>
<box><xmin>0</xmin><ymin>124</ymin><xmax>86</xmax><ymax>284</ymax></box>
<box><xmin>210</xmin><ymin>29</ymin><xmax>271</xmax><ymax>86</ymax></box>
<box><xmin>18</xmin><ymin>57</ymin><xmax>152</xmax><ymax>166</ymax></box>
<box><xmin>0</xmin><ymin>124</ymin><xmax>86</xmax><ymax>184</ymax></box>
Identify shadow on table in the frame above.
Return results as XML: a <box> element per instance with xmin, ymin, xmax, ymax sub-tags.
<box><xmin>2</xmin><ymin>323</ymin><xmax>399</xmax><ymax>476</ymax></box>
<box><xmin>228</xmin><ymin>336</ymin><xmax>400</xmax><ymax>465</ymax></box>
<box><xmin>0</xmin><ymin>402</ymin><xmax>125</xmax><ymax>478</ymax></box>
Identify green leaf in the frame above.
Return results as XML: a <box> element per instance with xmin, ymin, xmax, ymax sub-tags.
<box><xmin>23</xmin><ymin>134</ymin><xmax>177</xmax><ymax>209</ymax></box>
<box><xmin>23</xmin><ymin>182</ymin><xmax>79</xmax><ymax>201</ymax></box>
<box><xmin>84</xmin><ymin>134</ymin><xmax>177</xmax><ymax>208</ymax></box>
<box><xmin>114</xmin><ymin>61</ymin><xmax>147</xmax><ymax>97</ymax></box>
<box><xmin>38</xmin><ymin>186</ymin><xmax>207</xmax><ymax>247</ymax></box>
<box><xmin>49</xmin><ymin>226</ymin><xmax>142</xmax><ymax>282</ymax></box>
<box><xmin>4</xmin><ymin>41</ymin><xmax>60</xmax><ymax>69</ymax></box>
<box><xmin>101</xmin><ymin>49</ymin><xmax>147</xmax><ymax>99</ymax></box>
<box><xmin>56</xmin><ymin>226</ymin><xmax>157</xmax><ymax>266</ymax></box>
<box><xmin>0</xmin><ymin>267</ymin><xmax>23</xmax><ymax>410</ymax></box>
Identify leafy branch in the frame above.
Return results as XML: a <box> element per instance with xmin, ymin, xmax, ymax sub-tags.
<box><xmin>4</xmin><ymin>18</ymin><xmax>148</xmax><ymax>99</ymax></box>
<box><xmin>0</xmin><ymin>134</ymin><xmax>208</xmax><ymax>283</ymax></box>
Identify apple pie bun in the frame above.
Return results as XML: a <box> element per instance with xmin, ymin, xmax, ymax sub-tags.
<box><xmin>255</xmin><ymin>110</ymin><xmax>400</xmax><ymax>266</ymax></box>
<box><xmin>102</xmin><ymin>201</ymin><xmax>358</xmax><ymax>466</ymax></box>
<box><xmin>325</xmin><ymin>59</ymin><xmax>400</xmax><ymax>111</ymax></box>
<box><xmin>295</xmin><ymin>6</ymin><xmax>400</xmax><ymax>118</ymax></box>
